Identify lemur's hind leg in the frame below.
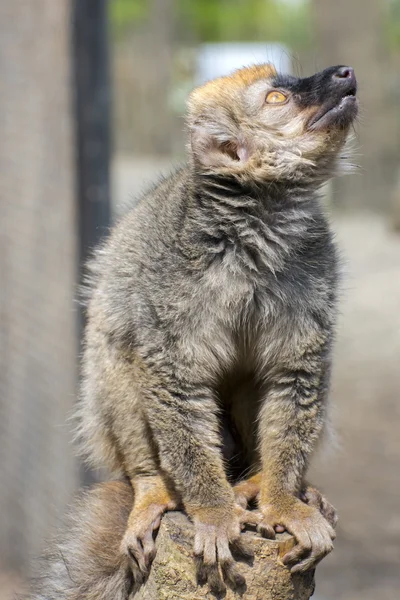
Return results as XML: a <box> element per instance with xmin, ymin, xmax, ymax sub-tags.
<box><xmin>233</xmin><ymin>473</ymin><xmax>337</xmax><ymax>529</ymax></box>
<box><xmin>233</xmin><ymin>473</ymin><xmax>261</xmax><ymax>509</ymax></box>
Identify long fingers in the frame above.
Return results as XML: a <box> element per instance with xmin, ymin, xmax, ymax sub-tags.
<box><xmin>194</xmin><ymin>524</ymin><xmax>252</xmax><ymax>596</ymax></box>
<box><xmin>281</xmin><ymin>524</ymin><xmax>313</xmax><ymax>566</ymax></box>
<box><xmin>123</xmin><ymin>532</ymin><xmax>148</xmax><ymax>581</ymax></box>
<box><xmin>121</xmin><ymin>513</ymin><xmax>163</xmax><ymax>583</ymax></box>
<box><xmin>217</xmin><ymin>537</ymin><xmax>246</xmax><ymax>589</ymax></box>
<box><xmin>289</xmin><ymin>524</ymin><xmax>334</xmax><ymax>573</ymax></box>
<box><xmin>281</xmin><ymin>517</ymin><xmax>335</xmax><ymax>572</ymax></box>
<box><xmin>257</xmin><ymin>502</ymin><xmax>335</xmax><ymax>573</ymax></box>
<box><xmin>194</xmin><ymin>527</ymin><xmax>226</xmax><ymax>596</ymax></box>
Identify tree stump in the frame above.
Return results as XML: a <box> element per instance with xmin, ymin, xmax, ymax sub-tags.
<box><xmin>134</xmin><ymin>512</ymin><xmax>315</xmax><ymax>600</ymax></box>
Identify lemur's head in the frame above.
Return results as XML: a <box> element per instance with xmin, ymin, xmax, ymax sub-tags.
<box><xmin>188</xmin><ymin>64</ymin><xmax>358</xmax><ymax>186</ymax></box>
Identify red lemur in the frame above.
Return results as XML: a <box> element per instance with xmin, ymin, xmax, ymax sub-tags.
<box><xmin>28</xmin><ymin>63</ymin><xmax>358</xmax><ymax>599</ymax></box>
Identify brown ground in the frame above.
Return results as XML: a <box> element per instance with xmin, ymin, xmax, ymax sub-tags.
<box><xmin>2</xmin><ymin>160</ymin><xmax>399</xmax><ymax>600</ymax></box>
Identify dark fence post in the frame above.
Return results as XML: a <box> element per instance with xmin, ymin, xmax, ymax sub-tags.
<box><xmin>72</xmin><ymin>0</ymin><xmax>112</xmax><ymax>484</ymax></box>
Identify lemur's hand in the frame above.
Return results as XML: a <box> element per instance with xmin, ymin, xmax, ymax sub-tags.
<box><xmin>191</xmin><ymin>504</ymin><xmax>259</xmax><ymax>595</ymax></box>
<box><xmin>120</xmin><ymin>476</ymin><xmax>178</xmax><ymax>583</ymax></box>
<box><xmin>257</xmin><ymin>495</ymin><xmax>336</xmax><ymax>572</ymax></box>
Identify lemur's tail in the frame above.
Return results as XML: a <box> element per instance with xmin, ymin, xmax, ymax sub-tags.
<box><xmin>26</xmin><ymin>480</ymin><xmax>134</xmax><ymax>600</ymax></box>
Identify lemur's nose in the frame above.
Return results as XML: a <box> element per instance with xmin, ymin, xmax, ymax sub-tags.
<box><xmin>333</xmin><ymin>66</ymin><xmax>355</xmax><ymax>82</ymax></box>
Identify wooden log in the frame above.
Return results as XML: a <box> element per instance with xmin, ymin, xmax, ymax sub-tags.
<box><xmin>135</xmin><ymin>512</ymin><xmax>315</xmax><ymax>600</ymax></box>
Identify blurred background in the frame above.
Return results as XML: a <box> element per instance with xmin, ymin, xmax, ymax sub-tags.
<box><xmin>0</xmin><ymin>1</ymin><xmax>400</xmax><ymax>599</ymax></box>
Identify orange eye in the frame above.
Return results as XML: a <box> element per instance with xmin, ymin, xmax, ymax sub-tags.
<box><xmin>265</xmin><ymin>90</ymin><xmax>287</xmax><ymax>104</ymax></box>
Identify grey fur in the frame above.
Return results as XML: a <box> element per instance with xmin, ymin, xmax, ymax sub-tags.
<box><xmin>77</xmin><ymin>149</ymin><xmax>339</xmax><ymax>493</ymax></box>
<box><xmin>28</xmin><ymin>63</ymin><xmax>357</xmax><ymax>597</ymax></box>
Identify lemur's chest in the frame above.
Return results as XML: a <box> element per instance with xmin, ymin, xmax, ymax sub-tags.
<box><xmin>172</xmin><ymin>216</ymin><xmax>332</xmax><ymax>380</ymax></box>
<box><xmin>176</xmin><ymin>261</ymin><xmax>293</xmax><ymax>374</ymax></box>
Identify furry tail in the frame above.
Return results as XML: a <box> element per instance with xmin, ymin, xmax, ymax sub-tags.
<box><xmin>27</xmin><ymin>480</ymin><xmax>134</xmax><ymax>600</ymax></box>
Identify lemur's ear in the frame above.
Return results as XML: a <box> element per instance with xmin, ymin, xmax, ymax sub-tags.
<box><xmin>191</xmin><ymin>127</ymin><xmax>250</xmax><ymax>168</ymax></box>
<box><xmin>189</xmin><ymin>115</ymin><xmax>251</xmax><ymax>169</ymax></box>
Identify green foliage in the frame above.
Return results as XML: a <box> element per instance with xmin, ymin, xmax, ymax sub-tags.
<box><xmin>180</xmin><ymin>0</ymin><xmax>312</xmax><ymax>49</ymax></box>
<box><xmin>109</xmin><ymin>0</ymin><xmax>148</xmax><ymax>38</ymax></box>
<box><xmin>109</xmin><ymin>0</ymin><xmax>312</xmax><ymax>50</ymax></box>
<box><xmin>109</xmin><ymin>0</ymin><xmax>399</xmax><ymax>53</ymax></box>
<box><xmin>388</xmin><ymin>0</ymin><xmax>400</xmax><ymax>49</ymax></box>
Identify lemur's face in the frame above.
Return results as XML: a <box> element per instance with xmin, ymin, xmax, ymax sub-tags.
<box><xmin>248</xmin><ymin>66</ymin><xmax>357</xmax><ymax>134</ymax></box>
<box><xmin>188</xmin><ymin>64</ymin><xmax>358</xmax><ymax>184</ymax></box>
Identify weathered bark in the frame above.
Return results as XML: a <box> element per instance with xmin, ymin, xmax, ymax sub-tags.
<box><xmin>135</xmin><ymin>512</ymin><xmax>315</xmax><ymax>600</ymax></box>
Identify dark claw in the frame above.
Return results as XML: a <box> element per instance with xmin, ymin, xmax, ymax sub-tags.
<box><xmin>258</xmin><ymin>522</ymin><xmax>276</xmax><ymax>539</ymax></box>
<box><xmin>195</xmin><ymin>555</ymin><xmax>208</xmax><ymax>586</ymax></box>
<box><xmin>207</xmin><ymin>563</ymin><xmax>227</xmax><ymax>597</ymax></box>
<box><xmin>221</xmin><ymin>560</ymin><xmax>246</xmax><ymax>590</ymax></box>
<box><xmin>196</xmin><ymin>556</ymin><xmax>227</xmax><ymax>597</ymax></box>
<box><xmin>230</xmin><ymin>538</ymin><xmax>254</xmax><ymax>564</ymax></box>
<box><xmin>127</xmin><ymin>546</ymin><xmax>148</xmax><ymax>577</ymax></box>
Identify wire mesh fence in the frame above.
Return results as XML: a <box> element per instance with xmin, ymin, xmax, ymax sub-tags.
<box><xmin>0</xmin><ymin>0</ymin><xmax>78</xmax><ymax>576</ymax></box>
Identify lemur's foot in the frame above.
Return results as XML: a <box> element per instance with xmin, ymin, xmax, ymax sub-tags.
<box><xmin>233</xmin><ymin>473</ymin><xmax>261</xmax><ymax>509</ymax></box>
<box><xmin>300</xmin><ymin>485</ymin><xmax>338</xmax><ymax>528</ymax></box>
<box><xmin>233</xmin><ymin>474</ymin><xmax>337</xmax><ymax>529</ymax></box>
<box><xmin>121</xmin><ymin>475</ymin><xmax>177</xmax><ymax>584</ymax></box>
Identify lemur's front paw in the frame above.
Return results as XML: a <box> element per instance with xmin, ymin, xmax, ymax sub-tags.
<box><xmin>121</xmin><ymin>502</ymin><xmax>169</xmax><ymax>584</ymax></box>
<box><xmin>258</xmin><ymin>497</ymin><xmax>336</xmax><ymax>573</ymax></box>
<box><xmin>192</xmin><ymin>505</ymin><xmax>258</xmax><ymax>596</ymax></box>
<box><xmin>300</xmin><ymin>486</ymin><xmax>338</xmax><ymax>529</ymax></box>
